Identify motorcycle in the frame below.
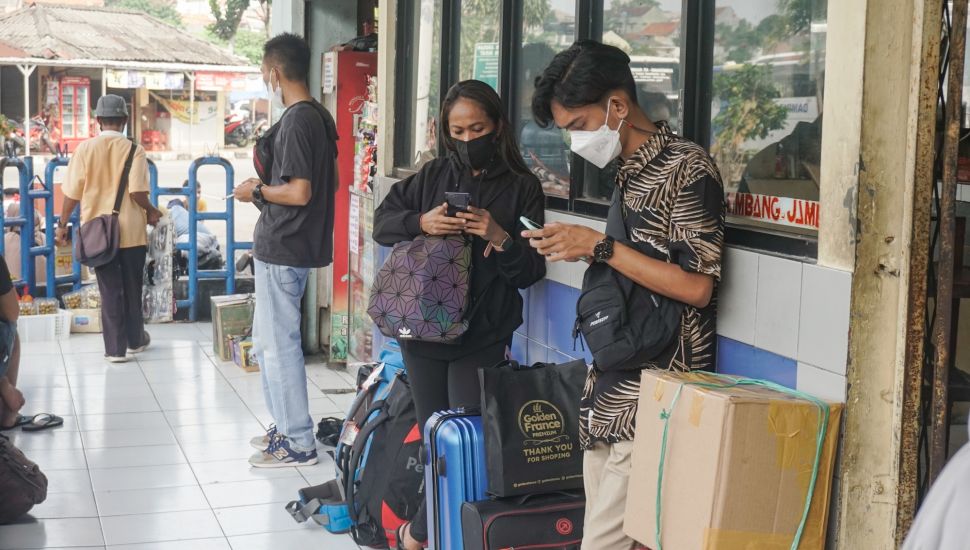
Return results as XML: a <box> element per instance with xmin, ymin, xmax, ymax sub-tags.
<box><xmin>1</xmin><ymin>116</ymin><xmax>60</xmax><ymax>156</ymax></box>
<box><xmin>224</xmin><ymin>113</ymin><xmax>254</xmax><ymax>148</ymax></box>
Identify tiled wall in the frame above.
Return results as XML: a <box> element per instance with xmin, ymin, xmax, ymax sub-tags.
<box><xmin>509</xmin><ymin>211</ymin><xmax>852</xmax><ymax>403</ymax></box>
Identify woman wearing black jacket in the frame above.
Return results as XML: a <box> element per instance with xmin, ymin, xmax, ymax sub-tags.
<box><xmin>373</xmin><ymin>80</ymin><xmax>546</xmax><ymax>549</ymax></box>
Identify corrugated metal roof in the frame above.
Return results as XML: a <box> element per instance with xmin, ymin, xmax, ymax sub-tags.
<box><xmin>0</xmin><ymin>3</ymin><xmax>247</xmax><ymax>66</ymax></box>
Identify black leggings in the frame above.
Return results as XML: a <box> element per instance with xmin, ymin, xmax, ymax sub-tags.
<box><xmin>401</xmin><ymin>339</ymin><xmax>510</xmax><ymax>543</ymax></box>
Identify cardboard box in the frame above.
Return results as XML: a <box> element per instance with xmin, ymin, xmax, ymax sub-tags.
<box><xmin>211</xmin><ymin>294</ymin><xmax>254</xmax><ymax>361</ymax></box>
<box><xmin>624</xmin><ymin>370</ymin><xmax>843</xmax><ymax>550</ymax></box>
<box><xmin>231</xmin><ymin>336</ymin><xmax>258</xmax><ymax>372</ymax></box>
<box><xmin>69</xmin><ymin>308</ymin><xmax>102</xmax><ymax>333</ymax></box>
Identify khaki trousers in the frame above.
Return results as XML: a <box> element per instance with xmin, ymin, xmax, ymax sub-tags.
<box><xmin>581</xmin><ymin>441</ymin><xmax>639</xmax><ymax>550</ymax></box>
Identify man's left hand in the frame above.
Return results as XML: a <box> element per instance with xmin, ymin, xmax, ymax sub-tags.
<box><xmin>457</xmin><ymin>207</ymin><xmax>505</xmax><ymax>246</ymax></box>
<box><xmin>522</xmin><ymin>222</ymin><xmax>603</xmax><ymax>262</ymax></box>
<box><xmin>233</xmin><ymin>178</ymin><xmax>260</xmax><ymax>203</ymax></box>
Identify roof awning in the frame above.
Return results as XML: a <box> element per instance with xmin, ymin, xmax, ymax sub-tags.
<box><xmin>0</xmin><ymin>57</ymin><xmax>259</xmax><ymax>74</ymax></box>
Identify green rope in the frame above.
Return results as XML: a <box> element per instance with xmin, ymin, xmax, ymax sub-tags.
<box><xmin>653</xmin><ymin>374</ymin><xmax>831</xmax><ymax>550</ymax></box>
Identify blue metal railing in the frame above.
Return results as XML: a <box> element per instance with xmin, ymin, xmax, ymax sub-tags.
<box><xmin>0</xmin><ymin>155</ymin><xmax>32</xmax><ymax>293</ymax></box>
<box><xmin>44</xmin><ymin>155</ymin><xmax>82</xmax><ymax>292</ymax></box>
<box><xmin>150</xmin><ymin>156</ymin><xmax>252</xmax><ymax>321</ymax></box>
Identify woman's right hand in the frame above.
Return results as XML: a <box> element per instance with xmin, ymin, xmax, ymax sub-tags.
<box><xmin>420</xmin><ymin>202</ymin><xmax>465</xmax><ymax>236</ymax></box>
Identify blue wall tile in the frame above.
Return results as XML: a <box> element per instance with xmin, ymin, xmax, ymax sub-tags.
<box><xmin>717</xmin><ymin>336</ymin><xmax>797</xmax><ymax>389</ymax></box>
<box><xmin>511</xmin><ymin>332</ymin><xmax>528</xmax><ymax>364</ymax></box>
<box><xmin>528</xmin><ymin>281</ymin><xmax>548</xmax><ymax>345</ymax></box>
<box><xmin>527</xmin><ymin>338</ymin><xmax>549</xmax><ymax>365</ymax></box>
<box><xmin>519</xmin><ymin>288</ymin><xmax>531</xmax><ymax>337</ymax></box>
<box><xmin>546</xmin><ymin>281</ymin><xmax>580</xmax><ymax>353</ymax></box>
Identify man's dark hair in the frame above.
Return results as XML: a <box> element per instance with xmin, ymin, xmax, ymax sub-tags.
<box><xmin>531</xmin><ymin>40</ymin><xmax>638</xmax><ymax>128</ymax></box>
<box><xmin>264</xmin><ymin>33</ymin><xmax>311</xmax><ymax>83</ymax></box>
<box><xmin>98</xmin><ymin>116</ymin><xmax>127</xmax><ymax>128</ymax></box>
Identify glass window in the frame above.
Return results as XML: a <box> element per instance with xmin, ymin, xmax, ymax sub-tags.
<box><xmin>396</xmin><ymin>0</ymin><xmax>442</xmax><ymax>170</ymax></box>
<box><xmin>518</xmin><ymin>0</ymin><xmax>574</xmax><ymax>198</ymax></box>
<box><xmin>710</xmin><ymin>0</ymin><xmax>826</xmax><ymax>236</ymax></box>
<box><xmin>459</xmin><ymin>0</ymin><xmax>501</xmax><ymax>90</ymax></box>
<box><xmin>571</xmin><ymin>0</ymin><xmax>687</xmax><ymax>204</ymax></box>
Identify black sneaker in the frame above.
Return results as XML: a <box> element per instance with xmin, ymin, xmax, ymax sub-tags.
<box><xmin>129</xmin><ymin>331</ymin><xmax>151</xmax><ymax>353</ymax></box>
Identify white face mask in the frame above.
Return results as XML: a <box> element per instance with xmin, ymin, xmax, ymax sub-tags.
<box><xmin>266</xmin><ymin>70</ymin><xmax>284</xmax><ymax>111</ymax></box>
<box><xmin>569</xmin><ymin>97</ymin><xmax>624</xmax><ymax>169</ymax></box>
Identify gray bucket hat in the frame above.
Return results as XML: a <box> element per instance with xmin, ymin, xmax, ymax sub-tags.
<box><xmin>94</xmin><ymin>94</ymin><xmax>128</xmax><ymax>118</ymax></box>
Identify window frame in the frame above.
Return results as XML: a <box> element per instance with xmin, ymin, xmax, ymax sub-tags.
<box><xmin>392</xmin><ymin>0</ymin><xmax>822</xmax><ymax>258</ymax></box>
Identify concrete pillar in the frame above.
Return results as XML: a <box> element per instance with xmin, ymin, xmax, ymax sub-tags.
<box><xmin>376</xmin><ymin>0</ymin><xmax>395</xmax><ymax>184</ymax></box>
<box><xmin>836</xmin><ymin>0</ymin><xmax>941</xmax><ymax>546</ymax></box>
<box><xmin>271</xmin><ymin>0</ymin><xmax>305</xmax><ymax>37</ymax></box>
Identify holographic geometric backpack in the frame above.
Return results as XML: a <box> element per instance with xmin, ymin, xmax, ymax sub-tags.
<box><xmin>368</xmin><ymin>235</ymin><xmax>471</xmax><ymax>344</ymax></box>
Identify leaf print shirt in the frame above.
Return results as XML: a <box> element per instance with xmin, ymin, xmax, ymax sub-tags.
<box><xmin>580</xmin><ymin>121</ymin><xmax>726</xmax><ymax>449</ymax></box>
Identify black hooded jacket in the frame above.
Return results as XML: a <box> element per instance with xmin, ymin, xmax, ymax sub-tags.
<box><xmin>373</xmin><ymin>153</ymin><xmax>546</xmax><ymax>358</ymax></box>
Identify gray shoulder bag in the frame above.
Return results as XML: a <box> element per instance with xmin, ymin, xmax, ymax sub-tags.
<box><xmin>77</xmin><ymin>141</ymin><xmax>137</xmax><ymax>268</ymax></box>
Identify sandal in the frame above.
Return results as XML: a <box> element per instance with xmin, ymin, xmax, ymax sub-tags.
<box><xmin>0</xmin><ymin>414</ymin><xmax>31</xmax><ymax>431</ymax></box>
<box><xmin>21</xmin><ymin>413</ymin><xmax>64</xmax><ymax>432</ymax></box>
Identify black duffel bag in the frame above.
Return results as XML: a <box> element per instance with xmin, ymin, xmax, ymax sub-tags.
<box><xmin>479</xmin><ymin>359</ymin><xmax>586</xmax><ymax>497</ymax></box>
<box><xmin>573</xmin><ymin>186</ymin><xmax>684</xmax><ymax>370</ymax></box>
<box><xmin>461</xmin><ymin>491</ymin><xmax>585</xmax><ymax>550</ymax></box>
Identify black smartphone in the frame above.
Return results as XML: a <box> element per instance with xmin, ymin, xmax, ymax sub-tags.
<box><xmin>445</xmin><ymin>192</ymin><xmax>471</xmax><ymax>217</ymax></box>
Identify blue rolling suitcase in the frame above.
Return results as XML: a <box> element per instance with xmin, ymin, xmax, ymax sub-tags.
<box><xmin>424</xmin><ymin>408</ymin><xmax>489</xmax><ymax>550</ymax></box>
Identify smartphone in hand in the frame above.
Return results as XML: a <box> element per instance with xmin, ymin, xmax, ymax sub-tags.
<box><xmin>520</xmin><ymin>216</ymin><xmax>542</xmax><ymax>231</ymax></box>
<box><xmin>445</xmin><ymin>192</ymin><xmax>471</xmax><ymax>217</ymax></box>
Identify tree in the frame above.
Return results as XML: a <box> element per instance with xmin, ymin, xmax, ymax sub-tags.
<box><xmin>208</xmin><ymin>0</ymin><xmax>250</xmax><ymax>53</ymax></box>
<box><xmin>255</xmin><ymin>0</ymin><xmax>271</xmax><ymax>38</ymax></box>
<box><xmin>106</xmin><ymin>0</ymin><xmax>182</xmax><ymax>28</ymax></box>
<box><xmin>710</xmin><ymin>64</ymin><xmax>787</xmax><ymax>184</ymax></box>
<box><xmin>206</xmin><ymin>28</ymin><xmax>265</xmax><ymax>65</ymax></box>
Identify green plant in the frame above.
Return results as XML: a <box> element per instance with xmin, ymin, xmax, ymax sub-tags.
<box><xmin>208</xmin><ymin>0</ymin><xmax>249</xmax><ymax>50</ymax></box>
<box><xmin>711</xmin><ymin>64</ymin><xmax>787</xmax><ymax>184</ymax></box>
<box><xmin>106</xmin><ymin>0</ymin><xmax>182</xmax><ymax>28</ymax></box>
<box><xmin>206</xmin><ymin>29</ymin><xmax>266</xmax><ymax>65</ymax></box>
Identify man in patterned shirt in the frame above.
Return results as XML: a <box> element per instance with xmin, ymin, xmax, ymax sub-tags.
<box><xmin>524</xmin><ymin>41</ymin><xmax>725</xmax><ymax>550</ymax></box>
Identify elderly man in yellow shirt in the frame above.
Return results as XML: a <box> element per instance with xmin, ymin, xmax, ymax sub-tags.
<box><xmin>55</xmin><ymin>95</ymin><xmax>162</xmax><ymax>362</ymax></box>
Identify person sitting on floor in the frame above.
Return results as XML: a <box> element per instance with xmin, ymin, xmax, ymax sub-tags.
<box><xmin>0</xmin><ymin>254</ymin><xmax>62</xmax><ymax>432</ymax></box>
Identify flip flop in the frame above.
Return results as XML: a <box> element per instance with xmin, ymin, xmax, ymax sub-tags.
<box><xmin>0</xmin><ymin>414</ymin><xmax>31</xmax><ymax>431</ymax></box>
<box><xmin>20</xmin><ymin>413</ymin><xmax>64</xmax><ymax>432</ymax></box>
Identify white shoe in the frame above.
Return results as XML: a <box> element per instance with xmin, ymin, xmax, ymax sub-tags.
<box><xmin>106</xmin><ymin>355</ymin><xmax>129</xmax><ymax>363</ymax></box>
<box><xmin>129</xmin><ymin>331</ymin><xmax>151</xmax><ymax>354</ymax></box>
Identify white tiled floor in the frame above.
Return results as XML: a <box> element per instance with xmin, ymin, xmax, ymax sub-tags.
<box><xmin>0</xmin><ymin>323</ymin><xmax>362</xmax><ymax>550</ymax></box>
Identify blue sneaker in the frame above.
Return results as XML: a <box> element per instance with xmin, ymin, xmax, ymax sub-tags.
<box><xmin>249</xmin><ymin>434</ymin><xmax>318</xmax><ymax>468</ymax></box>
<box><xmin>249</xmin><ymin>424</ymin><xmax>277</xmax><ymax>451</ymax></box>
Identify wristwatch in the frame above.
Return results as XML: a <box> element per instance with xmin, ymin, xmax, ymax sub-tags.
<box><xmin>593</xmin><ymin>235</ymin><xmax>615</xmax><ymax>263</ymax></box>
<box><xmin>494</xmin><ymin>232</ymin><xmax>513</xmax><ymax>252</ymax></box>
<box><xmin>252</xmin><ymin>183</ymin><xmax>266</xmax><ymax>206</ymax></box>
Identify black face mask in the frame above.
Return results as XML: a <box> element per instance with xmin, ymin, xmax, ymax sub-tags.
<box><xmin>455</xmin><ymin>132</ymin><xmax>497</xmax><ymax>171</ymax></box>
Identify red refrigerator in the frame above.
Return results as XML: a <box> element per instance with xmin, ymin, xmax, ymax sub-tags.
<box><xmin>322</xmin><ymin>51</ymin><xmax>377</xmax><ymax>363</ymax></box>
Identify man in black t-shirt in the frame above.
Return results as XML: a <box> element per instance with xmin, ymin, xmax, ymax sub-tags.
<box><xmin>234</xmin><ymin>33</ymin><xmax>338</xmax><ymax>468</ymax></box>
<box><xmin>0</xmin><ymin>255</ymin><xmax>25</xmax><ymax>430</ymax></box>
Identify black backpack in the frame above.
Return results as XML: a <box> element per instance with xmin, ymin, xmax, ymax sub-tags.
<box><xmin>0</xmin><ymin>434</ymin><xmax>47</xmax><ymax>524</ymax></box>
<box><xmin>253</xmin><ymin>100</ymin><xmax>338</xmax><ymax>185</ymax></box>
<box><xmin>573</xmin><ymin>186</ymin><xmax>685</xmax><ymax>370</ymax></box>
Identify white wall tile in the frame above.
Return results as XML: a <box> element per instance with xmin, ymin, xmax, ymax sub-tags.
<box><xmin>755</xmin><ymin>255</ymin><xmax>803</xmax><ymax>358</ymax></box>
<box><xmin>717</xmin><ymin>247</ymin><xmax>759</xmax><ymax>345</ymax></box>
<box><xmin>797</xmin><ymin>362</ymin><xmax>847</xmax><ymax>403</ymax></box>
<box><xmin>544</xmin><ymin>257</ymin><xmax>573</xmax><ymax>287</ymax></box>
<box><xmin>798</xmin><ymin>264</ymin><xmax>852</xmax><ymax>375</ymax></box>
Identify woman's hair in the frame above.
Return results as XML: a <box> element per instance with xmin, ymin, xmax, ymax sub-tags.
<box><xmin>531</xmin><ymin>40</ymin><xmax>638</xmax><ymax>128</ymax></box>
<box><xmin>440</xmin><ymin>80</ymin><xmax>532</xmax><ymax>176</ymax></box>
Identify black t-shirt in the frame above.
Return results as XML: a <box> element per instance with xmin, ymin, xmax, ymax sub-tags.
<box><xmin>253</xmin><ymin>101</ymin><xmax>338</xmax><ymax>268</ymax></box>
<box><xmin>0</xmin><ymin>256</ymin><xmax>11</xmax><ymax>296</ymax></box>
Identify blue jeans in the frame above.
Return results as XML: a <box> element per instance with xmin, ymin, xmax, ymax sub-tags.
<box><xmin>253</xmin><ymin>259</ymin><xmax>315</xmax><ymax>452</ymax></box>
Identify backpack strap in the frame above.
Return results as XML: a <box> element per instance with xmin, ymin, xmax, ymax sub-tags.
<box><xmin>345</xmin><ymin>402</ymin><xmax>391</xmax><ymax>525</ymax></box>
<box><xmin>113</xmin><ymin>142</ymin><xmax>138</xmax><ymax>215</ymax></box>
